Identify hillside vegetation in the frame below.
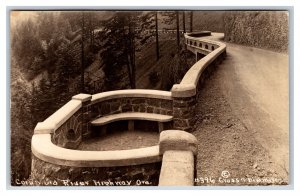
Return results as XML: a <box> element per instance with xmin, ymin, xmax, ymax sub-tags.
<box><xmin>157</xmin><ymin>11</ymin><xmax>225</xmax><ymax>33</ymax></box>
<box><xmin>224</xmin><ymin>11</ymin><xmax>288</xmax><ymax>53</ymax></box>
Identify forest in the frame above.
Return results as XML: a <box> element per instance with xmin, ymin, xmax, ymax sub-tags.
<box><xmin>10</xmin><ymin>10</ymin><xmax>198</xmax><ymax>185</ymax></box>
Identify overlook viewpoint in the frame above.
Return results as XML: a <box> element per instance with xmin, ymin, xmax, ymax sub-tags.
<box><xmin>10</xmin><ymin>10</ymin><xmax>289</xmax><ymax>187</ymax></box>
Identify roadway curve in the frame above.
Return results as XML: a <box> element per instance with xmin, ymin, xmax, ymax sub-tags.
<box><xmin>194</xmin><ymin>33</ymin><xmax>289</xmax><ymax>185</ymax></box>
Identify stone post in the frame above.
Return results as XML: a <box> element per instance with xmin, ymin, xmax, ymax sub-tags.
<box><xmin>72</xmin><ymin>93</ymin><xmax>92</xmax><ymax>139</ymax></box>
<box><xmin>158</xmin><ymin>130</ymin><xmax>198</xmax><ymax>186</ymax></box>
<box><xmin>171</xmin><ymin>84</ymin><xmax>197</xmax><ymax>132</ymax></box>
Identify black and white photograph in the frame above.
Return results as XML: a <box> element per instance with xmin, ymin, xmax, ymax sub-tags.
<box><xmin>9</xmin><ymin>9</ymin><xmax>290</xmax><ymax>187</ymax></box>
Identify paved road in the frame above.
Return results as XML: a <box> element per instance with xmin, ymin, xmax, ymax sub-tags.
<box><xmin>208</xmin><ymin>33</ymin><xmax>289</xmax><ymax>179</ymax></box>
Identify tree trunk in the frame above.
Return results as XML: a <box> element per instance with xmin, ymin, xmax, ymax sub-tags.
<box><xmin>176</xmin><ymin>11</ymin><xmax>180</xmax><ymax>51</ymax></box>
<box><xmin>190</xmin><ymin>11</ymin><xmax>193</xmax><ymax>32</ymax></box>
<box><xmin>126</xmin><ymin>18</ymin><xmax>136</xmax><ymax>89</ymax></box>
<box><xmin>123</xmin><ymin>26</ymin><xmax>133</xmax><ymax>89</ymax></box>
<box><xmin>81</xmin><ymin>12</ymin><xmax>85</xmax><ymax>93</ymax></box>
<box><xmin>130</xmin><ymin>16</ymin><xmax>136</xmax><ymax>89</ymax></box>
<box><xmin>183</xmin><ymin>11</ymin><xmax>186</xmax><ymax>33</ymax></box>
<box><xmin>155</xmin><ymin>12</ymin><xmax>160</xmax><ymax>61</ymax></box>
<box><xmin>131</xmin><ymin>35</ymin><xmax>136</xmax><ymax>89</ymax></box>
<box><xmin>89</xmin><ymin>12</ymin><xmax>94</xmax><ymax>46</ymax></box>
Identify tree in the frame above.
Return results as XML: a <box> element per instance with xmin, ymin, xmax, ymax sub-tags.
<box><xmin>176</xmin><ymin>11</ymin><xmax>180</xmax><ymax>50</ymax></box>
<box><xmin>155</xmin><ymin>12</ymin><xmax>160</xmax><ymax>60</ymax></box>
<box><xmin>81</xmin><ymin>12</ymin><xmax>85</xmax><ymax>93</ymax></box>
<box><xmin>183</xmin><ymin>11</ymin><xmax>186</xmax><ymax>33</ymax></box>
<box><xmin>161</xmin><ymin>11</ymin><xmax>181</xmax><ymax>51</ymax></box>
<box><xmin>190</xmin><ymin>11</ymin><xmax>193</xmax><ymax>32</ymax></box>
<box><xmin>10</xmin><ymin>11</ymin><xmax>105</xmax><ymax>185</ymax></box>
<box><xmin>137</xmin><ymin>11</ymin><xmax>160</xmax><ymax>60</ymax></box>
<box><xmin>11</xmin><ymin>18</ymin><xmax>44</xmax><ymax>80</ymax></box>
<box><xmin>100</xmin><ymin>11</ymin><xmax>153</xmax><ymax>90</ymax></box>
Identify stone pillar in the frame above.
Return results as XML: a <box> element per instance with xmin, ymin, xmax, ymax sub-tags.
<box><xmin>158</xmin><ymin>130</ymin><xmax>198</xmax><ymax>186</ymax></box>
<box><xmin>72</xmin><ymin>94</ymin><xmax>92</xmax><ymax>139</ymax></box>
<box><xmin>171</xmin><ymin>84</ymin><xmax>197</xmax><ymax>132</ymax></box>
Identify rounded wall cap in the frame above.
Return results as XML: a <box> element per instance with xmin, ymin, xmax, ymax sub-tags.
<box><xmin>32</xmin><ymin>134</ymin><xmax>162</xmax><ymax>167</ymax></box>
<box><xmin>171</xmin><ymin>84</ymin><xmax>196</xmax><ymax>98</ymax></box>
<box><xmin>91</xmin><ymin>89</ymin><xmax>172</xmax><ymax>104</ymax></box>
<box><xmin>72</xmin><ymin>93</ymin><xmax>92</xmax><ymax>102</ymax></box>
<box><xmin>159</xmin><ymin>130</ymin><xmax>198</xmax><ymax>155</ymax></box>
<box><xmin>34</xmin><ymin>122</ymin><xmax>55</xmax><ymax>134</ymax></box>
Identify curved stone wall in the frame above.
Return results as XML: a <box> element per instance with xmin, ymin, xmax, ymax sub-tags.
<box><xmin>34</xmin><ymin>98</ymin><xmax>85</xmax><ymax>149</ymax></box>
<box><xmin>171</xmin><ymin>32</ymin><xmax>226</xmax><ymax>132</ymax></box>
<box><xmin>31</xmin><ymin>130</ymin><xmax>197</xmax><ymax>186</ymax></box>
<box><xmin>30</xmin><ymin>154</ymin><xmax>162</xmax><ymax>186</ymax></box>
<box><xmin>31</xmin><ymin>31</ymin><xmax>226</xmax><ymax>186</ymax></box>
<box><xmin>31</xmin><ymin>90</ymin><xmax>173</xmax><ymax>186</ymax></box>
<box><xmin>32</xmin><ymin>134</ymin><xmax>161</xmax><ymax>167</ymax></box>
<box><xmin>87</xmin><ymin>89</ymin><xmax>173</xmax><ymax>138</ymax></box>
<box><xmin>90</xmin><ymin>90</ymin><xmax>173</xmax><ymax>119</ymax></box>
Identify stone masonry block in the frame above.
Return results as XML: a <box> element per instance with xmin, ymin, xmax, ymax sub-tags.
<box><xmin>160</xmin><ymin>110</ymin><xmax>167</xmax><ymax>115</ymax></box>
<box><xmin>132</xmin><ymin>98</ymin><xmax>146</xmax><ymax>105</ymax></box>
<box><xmin>110</xmin><ymin>102</ymin><xmax>121</xmax><ymax>113</ymax></box>
<box><xmin>132</xmin><ymin>105</ymin><xmax>140</xmax><ymax>112</ymax></box>
<box><xmin>166</xmin><ymin>110</ymin><xmax>173</xmax><ymax>116</ymax></box>
<box><xmin>173</xmin><ymin>100</ymin><xmax>188</xmax><ymax>108</ymax></box>
<box><xmin>174</xmin><ymin>96</ymin><xmax>196</xmax><ymax>102</ymax></box>
<box><xmin>82</xmin><ymin>112</ymin><xmax>92</xmax><ymax>122</ymax></box>
<box><xmin>121</xmin><ymin>98</ymin><xmax>131</xmax><ymax>104</ymax></box>
<box><xmin>101</xmin><ymin>103</ymin><xmax>111</xmax><ymax>115</ymax></box>
<box><xmin>161</xmin><ymin>100</ymin><xmax>173</xmax><ymax>110</ymax></box>
<box><xmin>147</xmin><ymin>99</ymin><xmax>161</xmax><ymax>107</ymax></box>
<box><xmin>173</xmin><ymin>97</ymin><xmax>196</xmax><ymax>107</ymax></box>
<box><xmin>153</xmin><ymin>108</ymin><xmax>160</xmax><ymax>114</ymax></box>
<box><xmin>146</xmin><ymin>107</ymin><xmax>154</xmax><ymax>113</ymax></box>
<box><xmin>173</xmin><ymin>108</ymin><xmax>195</xmax><ymax>118</ymax></box>
<box><xmin>122</xmin><ymin>104</ymin><xmax>132</xmax><ymax>112</ymax></box>
<box><xmin>140</xmin><ymin>105</ymin><xmax>146</xmax><ymax>112</ymax></box>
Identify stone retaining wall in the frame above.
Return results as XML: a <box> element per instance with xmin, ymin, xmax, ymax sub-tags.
<box><xmin>30</xmin><ymin>130</ymin><xmax>197</xmax><ymax>186</ymax></box>
<box><xmin>195</xmin><ymin>51</ymin><xmax>226</xmax><ymax>96</ymax></box>
<box><xmin>30</xmin><ymin>32</ymin><xmax>225</xmax><ymax>186</ymax></box>
<box><xmin>173</xmin><ymin>96</ymin><xmax>197</xmax><ymax>132</ymax></box>
<box><xmin>51</xmin><ymin>109</ymin><xmax>82</xmax><ymax>149</ymax></box>
<box><xmin>83</xmin><ymin>90</ymin><xmax>173</xmax><ymax>138</ymax></box>
<box><xmin>171</xmin><ymin>32</ymin><xmax>226</xmax><ymax>132</ymax></box>
<box><xmin>30</xmin><ymin>155</ymin><xmax>161</xmax><ymax>186</ymax></box>
<box><xmin>91</xmin><ymin>98</ymin><xmax>173</xmax><ymax>119</ymax></box>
